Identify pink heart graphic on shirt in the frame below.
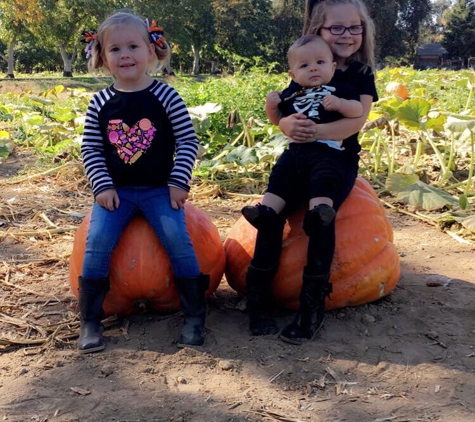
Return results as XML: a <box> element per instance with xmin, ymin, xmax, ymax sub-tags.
<box><xmin>107</xmin><ymin>118</ymin><xmax>157</xmax><ymax>164</ymax></box>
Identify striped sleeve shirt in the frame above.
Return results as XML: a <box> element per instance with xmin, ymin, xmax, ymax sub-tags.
<box><xmin>81</xmin><ymin>80</ymin><xmax>199</xmax><ymax>197</ymax></box>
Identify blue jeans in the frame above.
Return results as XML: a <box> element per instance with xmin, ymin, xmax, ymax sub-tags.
<box><xmin>82</xmin><ymin>187</ymin><xmax>200</xmax><ymax>279</ymax></box>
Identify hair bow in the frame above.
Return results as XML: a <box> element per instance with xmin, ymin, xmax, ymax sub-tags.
<box><xmin>81</xmin><ymin>30</ymin><xmax>97</xmax><ymax>59</ymax></box>
<box><xmin>144</xmin><ymin>19</ymin><xmax>166</xmax><ymax>49</ymax></box>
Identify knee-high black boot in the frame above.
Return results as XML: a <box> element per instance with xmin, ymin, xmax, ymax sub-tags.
<box><xmin>246</xmin><ymin>264</ymin><xmax>279</xmax><ymax>336</ymax></box>
<box><xmin>279</xmin><ymin>270</ymin><xmax>332</xmax><ymax>345</ymax></box>
<box><xmin>78</xmin><ymin>276</ymin><xmax>110</xmax><ymax>354</ymax></box>
<box><xmin>244</xmin><ymin>211</ymin><xmax>285</xmax><ymax>336</ymax></box>
<box><xmin>280</xmin><ymin>204</ymin><xmax>335</xmax><ymax>345</ymax></box>
<box><xmin>175</xmin><ymin>274</ymin><xmax>210</xmax><ymax>347</ymax></box>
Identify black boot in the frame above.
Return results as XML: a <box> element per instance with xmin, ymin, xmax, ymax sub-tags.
<box><xmin>241</xmin><ymin>204</ymin><xmax>280</xmax><ymax>231</ymax></box>
<box><xmin>78</xmin><ymin>276</ymin><xmax>110</xmax><ymax>354</ymax></box>
<box><xmin>175</xmin><ymin>274</ymin><xmax>210</xmax><ymax>348</ymax></box>
<box><xmin>280</xmin><ymin>271</ymin><xmax>332</xmax><ymax>345</ymax></box>
<box><xmin>246</xmin><ymin>264</ymin><xmax>279</xmax><ymax>336</ymax></box>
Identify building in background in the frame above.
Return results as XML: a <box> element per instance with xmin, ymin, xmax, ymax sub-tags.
<box><xmin>414</xmin><ymin>43</ymin><xmax>448</xmax><ymax>69</ymax></box>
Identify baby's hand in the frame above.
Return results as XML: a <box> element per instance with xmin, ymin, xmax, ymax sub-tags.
<box><xmin>266</xmin><ymin>91</ymin><xmax>282</xmax><ymax>108</ymax></box>
<box><xmin>323</xmin><ymin>95</ymin><xmax>342</xmax><ymax>112</ymax></box>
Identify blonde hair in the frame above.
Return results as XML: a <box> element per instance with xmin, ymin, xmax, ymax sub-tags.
<box><xmin>88</xmin><ymin>11</ymin><xmax>170</xmax><ymax>75</ymax></box>
<box><xmin>304</xmin><ymin>0</ymin><xmax>375</xmax><ymax>72</ymax></box>
<box><xmin>287</xmin><ymin>35</ymin><xmax>333</xmax><ymax>66</ymax></box>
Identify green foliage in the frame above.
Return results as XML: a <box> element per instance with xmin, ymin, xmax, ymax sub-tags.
<box><xmin>0</xmin><ymin>129</ymin><xmax>14</xmax><ymax>163</ymax></box>
<box><xmin>0</xmin><ymin>84</ymin><xmax>88</xmax><ymax>160</ymax></box>
<box><xmin>363</xmin><ymin>67</ymin><xmax>475</xmax><ymax>213</ymax></box>
<box><xmin>1</xmin><ymin>67</ymin><xmax>475</xmax><ymax>218</ymax></box>
<box><xmin>442</xmin><ymin>0</ymin><xmax>475</xmax><ymax>61</ymax></box>
<box><xmin>385</xmin><ymin>172</ymin><xmax>458</xmax><ymax>210</ymax></box>
<box><xmin>169</xmin><ymin>72</ymin><xmax>288</xmax><ymax>152</ymax></box>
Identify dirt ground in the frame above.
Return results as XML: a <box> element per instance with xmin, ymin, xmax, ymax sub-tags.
<box><xmin>1</xmin><ymin>150</ymin><xmax>475</xmax><ymax>422</ymax></box>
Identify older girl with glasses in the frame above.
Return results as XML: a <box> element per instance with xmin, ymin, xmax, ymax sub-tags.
<box><xmin>242</xmin><ymin>0</ymin><xmax>379</xmax><ymax>345</ymax></box>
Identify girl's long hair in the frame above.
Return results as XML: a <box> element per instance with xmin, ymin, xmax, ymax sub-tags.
<box><xmin>304</xmin><ymin>0</ymin><xmax>375</xmax><ymax>72</ymax></box>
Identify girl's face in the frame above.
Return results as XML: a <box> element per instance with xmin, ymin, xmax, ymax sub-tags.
<box><xmin>320</xmin><ymin>4</ymin><xmax>363</xmax><ymax>68</ymax></box>
<box><xmin>102</xmin><ymin>25</ymin><xmax>154</xmax><ymax>90</ymax></box>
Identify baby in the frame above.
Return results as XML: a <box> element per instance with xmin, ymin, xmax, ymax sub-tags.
<box><xmin>242</xmin><ymin>34</ymin><xmax>363</xmax><ymax>229</ymax></box>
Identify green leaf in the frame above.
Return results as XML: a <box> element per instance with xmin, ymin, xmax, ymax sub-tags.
<box><xmin>50</xmin><ymin>112</ymin><xmax>77</xmax><ymax>123</ymax></box>
<box><xmin>225</xmin><ymin>145</ymin><xmax>257</xmax><ymax>165</ymax></box>
<box><xmin>426</xmin><ymin>115</ymin><xmax>446</xmax><ymax>131</ymax></box>
<box><xmin>412</xmin><ymin>87</ymin><xmax>425</xmax><ymax>97</ymax></box>
<box><xmin>207</xmin><ymin>132</ymin><xmax>227</xmax><ymax>145</ymax></box>
<box><xmin>53</xmin><ymin>85</ymin><xmax>65</xmax><ymax>95</ymax></box>
<box><xmin>191</xmin><ymin>116</ymin><xmax>211</xmax><ymax>134</ymax></box>
<box><xmin>24</xmin><ymin>115</ymin><xmax>44</xmax><ymax>125</ymax></box>
<box><xmin>386</xmin><ymin>173</ymin><xmax>457</xmax><ymax>211</ymax></box>
<box><xmin>0</xmin><ymin>142</ymin><xmax>13</xmax><ymax>162</ymax></box>
<box><xmin>395</xmin><ymin>98</ymin><xmax>431</xmax><ymax>130</ymax></box>
<box><xmin>385</xmin><ymin>172</ymin><xmax>419</xmax><ymax>191</ymax></box>
<box><xmin>378</xmin><ymin>102</ymin><xmax>401</xmax><ymax>120</ymax></box>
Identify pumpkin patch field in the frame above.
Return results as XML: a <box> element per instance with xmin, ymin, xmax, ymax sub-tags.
<box><xmin>0</xmin><ymin>70</ymin><xmax>475</xmax><ymax>422</ymax></box>
<box><xmin>0</xmin><ymin>150</ymin><xmax>474</xmax><ymax>422</ymax></box>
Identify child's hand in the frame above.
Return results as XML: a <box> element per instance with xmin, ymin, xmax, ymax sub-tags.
<box><xmin>169</xmin><ymin>186</ymin><xmax>188</xmax><ymax>210</ymax></box>
<box><xmin>323</xmin><ymin>95</ymin><xmax>342</xmax><ymax>112</ymax></box>
<box><xmin>96</xmin><ymin>189</ymin><xmax>120</xmax><ymax>211</ymax></box>
<box><xmin>266</xmin><ymin>91</ymin><xmax>282</xmax><ymax>108</ymax></box>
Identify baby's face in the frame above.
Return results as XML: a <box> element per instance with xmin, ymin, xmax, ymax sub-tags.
<box><xmin>288</xmin><ymin>40</ymin><xmax>336</xmax><ymax>88</ymax></box>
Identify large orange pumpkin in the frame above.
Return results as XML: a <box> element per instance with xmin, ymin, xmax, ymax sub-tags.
<box><xmin>70</xmin><ymin>202</ymin><xmax>225</xmax><ymax>316</ymax></box>
<box><xmin>224</xmin><ymin>177</ymin><xmax>400</xmax><ymax>310</ymax></box>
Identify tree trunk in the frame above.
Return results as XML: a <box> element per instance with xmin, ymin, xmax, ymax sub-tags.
<box><xmin>6</xmin><ymin>39</ymin><xmax>16</xmax><ymax>78</ymax></box>
<box><xmin>210</xmin><ymin>59</ymin><xmax>220</xmax><ymax>75</ymax></box>
<box><xmin>227</xmin><ymin>57</ymin><xmax>234</xmax><ymax>75</ymax></box>
<box><xmin>59</xmin><ymin>44</ymin><xmax>73</xmax><ymax>77</ymax></box>
<box><xmin>192</xmin><ymin>44</ymin><xmax>200</xmax><ymax>75</ymax></box>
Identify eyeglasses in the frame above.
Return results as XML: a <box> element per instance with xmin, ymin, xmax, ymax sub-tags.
<box><xmin>321</xmin><ymin>25</ymin><xmax>364</xmax><ymax>35</ymax></box>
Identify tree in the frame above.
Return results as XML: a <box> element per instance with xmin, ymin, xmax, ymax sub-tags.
<box><xmin>442</xmin><ymin>0</ymin><xmax>475</xmax><ymax>64</ymax></box>
<box><xmin>0</xmin><ymin>0</ymin><xmax>42</xmax><ymax>78</ymax></box>
<box><xmin>212</xmin><ymin>0</ymin><xmax>274</xmax><ymax>73</ymax></box>
<box><xmin>364</xmin><ymin>0</ymin><xmax>405</xmax><ymax>64</ymax></box>
<box><xmin>35</xmin><ymin>0</ymin><xmax>117</xmax><ymax>76</ymax></box>
<box><xmin>398</xmin><ymin>0</ymin><xmax>431</xmax><ymax>59</ymax></box>
<box><xmin>419</xmin><ymin>0</ymin><xmax>453</xmax><ymax>44</ymax></box>
<box><xmin>269</xmin><ymin>0</ymin><xmax>305</xmax><ymax>70</ymax></box>
<box><xmin>148</xmin><ymin>0</ymin><xmax>215</xmax><ymax>75</ymax></box>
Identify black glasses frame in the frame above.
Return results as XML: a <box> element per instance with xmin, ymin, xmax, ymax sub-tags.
<box><xmin>321</xmin><ymin>25</ymin><xmax>364</xmax><ymax>35</ymax></box>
